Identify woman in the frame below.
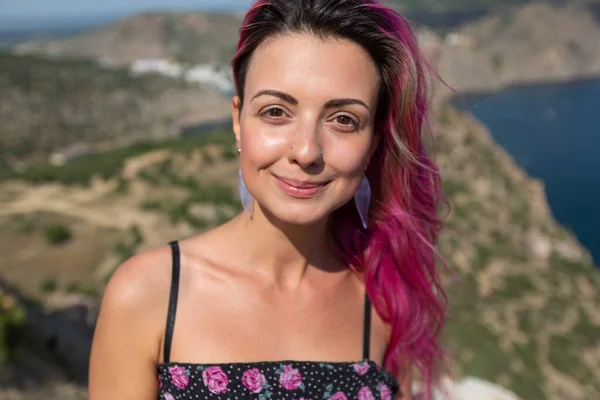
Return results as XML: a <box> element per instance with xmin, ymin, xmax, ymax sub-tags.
<box><xmin>89</xmin><ymin>0</ymin><xmax>447</xmax><ymax>399</ymax></box>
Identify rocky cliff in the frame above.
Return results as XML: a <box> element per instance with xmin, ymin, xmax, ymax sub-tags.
<box><xmin>418</xmin><ymin>2</ymin><xmax>600</xmax><ymax>96</ymax></box>
<box><xmin>433</xmin><ymin>103</ymin><xmax>600</xmax><ymax>400</ymax></box>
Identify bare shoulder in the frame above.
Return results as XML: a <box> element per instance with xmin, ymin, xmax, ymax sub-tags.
<box><xmin>101</xmin><ymin>244</ymin><xmax>174</xmax><ymax>315</ymax></box>
<box><xmin>89</xmin><ymin>243</ymin><xmax>178</xmax><ymax>398</ymax></box>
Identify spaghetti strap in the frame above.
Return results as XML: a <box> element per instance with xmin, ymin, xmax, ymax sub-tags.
<box><xmin>363</xmin><ymin>291</ymin><xmax>371</xmax><ymax>360</ymax></box>
<box><xmin>163</xmin><ymin>240</ymin><xmax>181</xmax><ymax>364</ymax></box>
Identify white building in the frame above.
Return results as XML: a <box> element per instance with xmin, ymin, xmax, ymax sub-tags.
<box><xmin>129</xmin><ymin>58</ymin><xmax>235</xmax><ymax>95</ymax></box>
<box><xmin>131</xmin><ymin>58</ymin><xmax>183</xmax><ymax>78</ymax></box>
<box><xmin>184</xmin><ymin>65</ymin><xmax>234</xmax><ymax>94</ymax></box>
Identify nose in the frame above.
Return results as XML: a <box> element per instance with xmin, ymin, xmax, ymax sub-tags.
<box><xmin>287</xmin><ymin>126</ymin><xmax>324</xmax><ymax>168</ymax></box>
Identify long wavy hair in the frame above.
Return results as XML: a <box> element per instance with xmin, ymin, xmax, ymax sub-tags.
<box><xmin>232</xmin><ymin>0</ymin><xmax>447</xmax><ymax>397</ymax></box>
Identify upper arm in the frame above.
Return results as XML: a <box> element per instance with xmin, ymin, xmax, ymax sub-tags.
<box><xmin>88</xmin><ymin>248</ymin><xmax>170</xmax><ymax>400</ymax></box>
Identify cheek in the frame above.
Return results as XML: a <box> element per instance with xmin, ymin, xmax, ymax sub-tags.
<box><xmin>239</xmin><ymin>119</ymin><xmax>287</xmax><ymax>166</ymax></box>
<box><xmin>324</xmin><ymin>137</ymin><xmax>373</xmax><ymax>175</ymax></box>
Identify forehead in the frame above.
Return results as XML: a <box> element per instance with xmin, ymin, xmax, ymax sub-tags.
<box><xmin>245</xmin><ymin>33</ymin><xmax>379</xmax><ymax>103</ymax></box>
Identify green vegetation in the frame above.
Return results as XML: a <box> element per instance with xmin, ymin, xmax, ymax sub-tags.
<box><xmin>101</xmin><ymin>225</ymin><xmax>145</xmax><ymax>284</ymax></box>
<box><xmin>133</xmin><ymin>150</ymin><xmax>241</xmax><ymax>228</ymax></box>
<box><xmin>113</xmin><ymin>225</ymin><xmax>144</xmax><ymax>264</ymax></box>
<box><xmin>472</xmin><ymin>243</ymin><xmax>493</xmax><ymax>270</ymax></box>
<box><xmin>0</xmin><ymin>51</ymin><xmax>203</xmax><ymax>170</ymax></box>
<box><xmin>113</xmin><ymin>177</ymin><xmax>129</xmax><ymax>194</ymax></box>
<box><xmin>443</xmin><ymin>179</ymin><xmax>471</xmax><ymax>198</ymax></box>
<box><xmin>0</xmin><ymin>130</ymin><xmax>234</xmax><ymax>186</ymax></box>
<box><xmin>510</xmin><ymin>199</ymin><xmax>532</xmax><ymax>230</ymax></box>
<box><xmin>494</xmin><ymin>274</ymin><xmax>534</xmax><ymax>298</ymax></box>
<box><xmin>0</xmin><ymin>294</ymin><xmax>25</xmax><ymax>364</ymax></box>
<box><xmin>43</xmin><ymin>223</ymin><xmax>72</xmax><ymax>245</ymax></box>
<box><xmin>39</xmin><ymin>277</ymin><xmax>58</xmax><ymax>293</ymax></box>
<box><xmin>139</xmin><ymin>185</ymin><xmax>239</xmax><ymax>229</ymax></box>
<box><xmin>509</xmin><ymin>341</ymin><xmax>545</xmax><ymax>399</ymax></box>
<box><xmin>65</xmin><ymin>282</ymin><xmax>100</xmax><ymax>298</ymax></box>
<box><xmin>445</xmin><ymin>315</ymin><xmax>513</xmax><ymax>380</ymax></box>
<box><xmin>549</xmin><ymin>333</ymin><xmax>594</xmax><ymax>385</ymax></box>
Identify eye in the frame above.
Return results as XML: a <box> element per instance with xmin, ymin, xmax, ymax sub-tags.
<box><xmin>260</xmin><ymin>107</ymin><xmax>287</xmax><ymax>119</ymax></box>
<box><xmin>336</xmin><ymin>115</ymin><xmax>356</xmax><ymax>126</ymax></box>
<box><xmin>332</xmin><ymin>114</ymin><xmax>359</xmax><ymax>130</ymax></box>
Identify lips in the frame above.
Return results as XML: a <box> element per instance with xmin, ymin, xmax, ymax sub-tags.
<box><xmin>272</xmin><ymin>174</ymin><xmax>330</xmax><ymax>198</ymax></box>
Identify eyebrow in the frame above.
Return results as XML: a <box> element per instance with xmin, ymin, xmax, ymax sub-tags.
<box><xmin>251</xmin><ymin>89</ymin><xmax>370</xmax><ymax>112</ymax></box>
<box><xmin>251</xmin><ymin>90</ymin><xmax>298</xmax><ymax>105</ymax></box>
<box><xmin>324</xmin><ymin>98</ymin><xmax>370</xmax><ymax>112</ymax></box>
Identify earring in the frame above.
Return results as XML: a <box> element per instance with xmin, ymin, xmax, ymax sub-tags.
<box><xmin>354</xmin><ymin>176</ymin><xmax>371</xmax><ymax>229</ymax></box>
<box><xmin>238</xmin><ymin>168</ymin><xmax>254</xmax><ymax>217</ymax></box>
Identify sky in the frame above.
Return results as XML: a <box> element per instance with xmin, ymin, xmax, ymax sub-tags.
<box><xmin>1</xmin><ymin>0</ymin><xmax>254</xmax><ymax>18</ymax></box>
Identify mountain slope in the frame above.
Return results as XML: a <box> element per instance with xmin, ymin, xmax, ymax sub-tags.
<box><xmin>0</xmin><ymin>52</ymin><xmax>230</xmax><ymax>170</ymax></box>
<box><xmin>13</xmin><ymin>12</ymin><xmax>242</xmax><ymax>67</ymax></box>
<box><xmin>433</xmin><ymin>103</ymin><xmax>600</xmax><ymax>399</ymax></box>
<box><xmin>386</xmin><ymin>0</ymin><xmax>600</xmax><ymax>15</ymax></box>
<box><xmin>417</xmin><ymin>2</ymin><xmax>600</xmax><ymax>95</ymax></box>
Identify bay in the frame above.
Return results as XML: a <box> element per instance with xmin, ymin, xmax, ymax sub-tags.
<box><xmin>455</xmin><ymin>78</ymin><xmax>600</xmax><ymax>265</ymax></box>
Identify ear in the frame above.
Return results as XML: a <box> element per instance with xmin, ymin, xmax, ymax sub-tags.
<box><xmin>232</xmin><ymin>96</ymin><xmax>242</xmax><ymax>147</ymax></box>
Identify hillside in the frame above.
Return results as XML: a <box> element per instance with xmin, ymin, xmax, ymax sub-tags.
<box><xmin>0</xmin><ymin>52</ymin><xmax>230</xmax><ymax>171</ymax></box>
<box><xmin>12</xmin><ymin>3</ymin><xmax>600</xmax><ymax>97</ymax></box>
<box><xmin>419</xmin><ymin>2</ymin><xmax>600</xmax><ymax>95</ymax></box>
<box><xmin>13</xmin><ymin>12</ymin><xmax>243</xmax><ymax>67</ymax></box>
<box><xmin>387</xmin><ymin>0</ymin><xmax>600</xmax><ymax>15</ymax></box>
<box><xmin>0</xmin><ymin>101</ymin><xmax>599</xmax><ymax>399</ymax></box>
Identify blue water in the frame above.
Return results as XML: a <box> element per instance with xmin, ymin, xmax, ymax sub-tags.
<box><xmin>455</xmin><ymin>78</ymin><xmax>600</xmax><ymax>266</ymax></box>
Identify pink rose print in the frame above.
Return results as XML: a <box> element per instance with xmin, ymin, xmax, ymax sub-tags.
<box><xmin>158</xmin><ymin>375</ymin><xmax>162</xmax><ymax>389</ymax></box>
<box><xmin>328</xmin><ymin>391</ymin><xmax>348</xmax><ymax>400</ymax></box>
<box><xmin>379</xmin><ymin>382</ymin><xmax>392</xmax><ymax>400</ymax></box>
<box><xmin>163</xmin><ymin>394</ymin><xmax>174</xmax><ymax>400</ymax></box>
<box><xmin>358</xmin><ymin>386</ymin><xmax>375</xmax><ymax>400</ymax></box>
<box><xmin>168</xmin><ymin>365</ymin><xmax>189</xmax><ymax>390</ymax></box>
<box><xmin>279</xmin><ymin>365</ymin><xmax>303</xmax><ymax>390</ymax></box>
<box><xmin>202</xmin><ymin>366</ymin><xmax>229</xmax><ymax>394</ymax></box>
<box><xmin>353</xmin><ymin>361</ymin><xmax>370</xmax><ymax>375</ymax></box>
<box><xmin>242</xmin><ymin>368</ymin><xmax>266</xmax><ymax>393</ymax></box>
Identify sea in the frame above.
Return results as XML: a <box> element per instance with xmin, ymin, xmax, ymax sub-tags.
<box><xmin>454</xmin><ymin>78</ymin><xmax>600</xmax><ymax>266</ymax></box>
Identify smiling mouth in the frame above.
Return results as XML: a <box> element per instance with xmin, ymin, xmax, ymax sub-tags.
<box><xmin>271</xmin><ymin>174</ymin><xmax>331</xmax><ymax>198</ymax></box>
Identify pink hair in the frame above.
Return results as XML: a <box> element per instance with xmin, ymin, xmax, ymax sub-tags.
<box><xmin>232</xmin><ymin>1</ymin><xmax>448</xmax><ymax>397</ymax></box>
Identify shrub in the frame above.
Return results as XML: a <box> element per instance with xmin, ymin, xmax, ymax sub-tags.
<box><xmin>140</xmin><ymin>198</ymin><xmax>163</xmax><ymax>211</ymax></box>
<box><xmin>113</xmin><ymin>177</ymin><xmax>129</xmax><ymax>194</ymax></box>
<box><xmin>43</xmin><ymin>223</ymin><xmax>72</xmax><ymax>245</ymax></box>
<box><xmin>0</xmin><ymin>297</ymin><xmax>25</xmax><ymax>364</ymax></box>
<box><xmin>65</xmin><ymin>282</ymin><xmax>100</xmax><ymax>298</ymax></box>
<box><xmin>113</xmin><ymin>242</ymin><xmax>135</xmax><ymax>262</ymax></box>
<box><xmin>39</xmin><ymin>277</ymin><xmax>58</xmax><ymax>293</ymax></box>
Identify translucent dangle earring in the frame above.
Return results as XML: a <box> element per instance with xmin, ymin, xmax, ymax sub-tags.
<box><xmin>354</xmin><ymin>175</ymin><xmax>371</xmax><ymax>229</ymax></box>
<box><xmin>236</xmin><ymin>147</ymin><xmax>254</xmax><ymax>217</ymax></box>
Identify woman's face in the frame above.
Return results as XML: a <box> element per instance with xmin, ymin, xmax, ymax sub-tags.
<box><xmin>233</xmin><ymin>33</ymin><xmax>380</xmax><ymax>226</ymax></box>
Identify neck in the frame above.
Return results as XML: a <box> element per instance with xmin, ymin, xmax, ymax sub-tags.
<box><xmin>231</xmin><ymin>206</ymin><xmax>342</xmax><ymax>289</ymax></box>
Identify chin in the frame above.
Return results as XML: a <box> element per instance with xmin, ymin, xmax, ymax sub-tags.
<box><xmin>261</xmin><ymin>201</ymin><xmax>332</xmax><ymax>227</ymax></box>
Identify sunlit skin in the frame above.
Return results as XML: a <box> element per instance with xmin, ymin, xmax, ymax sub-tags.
<box><xmin>234</xmin><ymin>34</ymin><xmax>379</xmax><ymax>228</ymax></box>
<box><xmin>88</xmin><ymin>33</ymin><xmax>412</xmax><ymax>399</ymax></box>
